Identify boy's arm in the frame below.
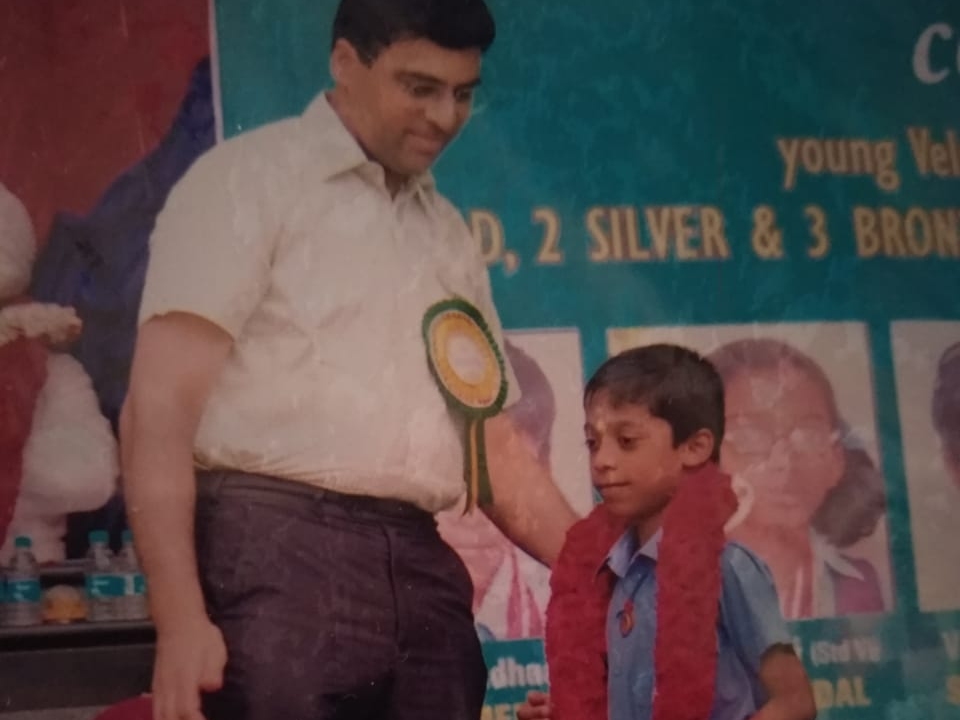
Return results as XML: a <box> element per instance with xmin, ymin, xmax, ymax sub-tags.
<box><xmin>720</xmin><ymin>546</ymin><xmax>816</xmax><ymax>720</ymax></box>
<box><xmin>517</xmin><ymin>690</ymin><xmax>552</xmax><ymax>719</ymax></box>
<box><xmin>751</xmin><ymin>645</ymin><xmax>817</xmax><ymax>720</ymax></box>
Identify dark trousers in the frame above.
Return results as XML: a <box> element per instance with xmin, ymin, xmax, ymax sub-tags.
<box><xmin>194</xmin><ymin>470</ymin><xmax>487</xmax><ymax>720</ymax></box>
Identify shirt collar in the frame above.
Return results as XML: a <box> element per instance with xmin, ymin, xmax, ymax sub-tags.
<box><xmin>301</xmin><ymin>91</ymin><xmax>437</xmax><ymax>196</ymax></box>
<box><xmin>602</xmin><ymin>526</ymin><xmax>663</xmax><ymax>579</ymax></box>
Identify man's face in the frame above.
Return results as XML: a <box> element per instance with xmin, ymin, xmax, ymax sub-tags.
<box><xmin>333</xmin><ymin>37</ymin><xmax>481</xmax><ymax>179</ymax></box>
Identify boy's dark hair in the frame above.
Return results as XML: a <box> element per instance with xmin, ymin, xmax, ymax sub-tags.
<box><xmin>933</xmin><ymin>341</ymin><xmax>960</xmax><ymax>465</ymax></box>
<box><xmin>584</xmin><ymin>344</ymin><xmax>725</xmax><ymax>463</ymax></box>
<box><xmin>708</xmin><ymin>338</ymin><xmax>887</xmax><ymax>548</ymax></box>
<box><xmin>332</xmin><ymin>0</ymin><xmax>496</xmax><ymax>63</ymax></box>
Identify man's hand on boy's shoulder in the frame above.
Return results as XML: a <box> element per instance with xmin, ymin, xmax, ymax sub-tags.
<box><xmin>753</xmin><ymin>643</ymin><xmax>818</xmax><ymax>720</ymax></box>
<box><xmin>517</xmin><ymin>690</ymin><xmax>552</xmax><ymax>719</ymax></box>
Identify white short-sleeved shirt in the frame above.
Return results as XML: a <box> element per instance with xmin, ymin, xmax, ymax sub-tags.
<box><xmin>139</xmin><ymin>92</ymin><xmax>518</xmax><ymax>513</ymax></box>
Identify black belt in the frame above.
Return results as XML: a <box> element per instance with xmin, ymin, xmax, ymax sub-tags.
<box><xmin>195</xmin><ymin>469</ymin><xmax>435</xmax><ymax>526</ymax></box>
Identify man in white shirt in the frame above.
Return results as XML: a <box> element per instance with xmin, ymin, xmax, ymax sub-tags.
<box><xmin>120</xmin><ymin>1</ymin><xmax>578</xmax><ymax>719</ymax></box>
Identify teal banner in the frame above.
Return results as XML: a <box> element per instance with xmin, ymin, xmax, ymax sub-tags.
<box><xmin>213</xmin><ymin>1</ymin><xmax>960</xmax><ymax>717</ymax></box>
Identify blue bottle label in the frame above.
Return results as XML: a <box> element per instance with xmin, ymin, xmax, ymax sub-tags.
<box><xmin>123</xmin><ymin>573</ymin><xmax>147</xmax><ymax>595</ymax></box>
<box><xmin>8</xmin><ymin>579</ymin><xmax>41</xmax><ymax>603</ymax></box>
<box><xmin>87</xmin><ymin>574</ymin><xmax>125</xmax><ymax>598</ymax></box>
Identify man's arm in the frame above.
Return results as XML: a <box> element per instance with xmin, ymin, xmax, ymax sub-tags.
<box><xmin>752</xmin><ymin>645</ymin><xmax>817</xmax><ymax>720</ymax></box>
<box><xmin>120</xmin><ymin>312</ymin><xmax>233</xmax><ymax>720</ymax></box>
<box><xmin>482</xmin><ymin>412</ymin><xmax>578</xmax><ymax>567</ymax></box>
<box><xmin>450</xmin><ymin>206</ymin><xmax>579</xmax><ymax>567</ymax></box>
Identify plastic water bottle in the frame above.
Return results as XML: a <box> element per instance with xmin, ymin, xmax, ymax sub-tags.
<box><xmin>85</xmin><ymin>530</ymin><xmax>121</xmax><ymax>622</ymax></box>
<box><xmin>4</xmin><ymin>536</ymin><xmax>42</xmax><ymax>627</ymax></box>
<box><xmin>117</xmin><ymin>530</ymin><xmax>149</xmax><ymax>621</ymax></box>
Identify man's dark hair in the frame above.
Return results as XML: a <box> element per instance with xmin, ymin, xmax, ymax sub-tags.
<box><xmin>584</xmin><ymin>344</ymin><xmax>725</xmax><ymax>463</ymax></box>
<box><xmin>332</xmin><ymin>0</ymin><xmax>495</xmax><ymax>63</ymax></box>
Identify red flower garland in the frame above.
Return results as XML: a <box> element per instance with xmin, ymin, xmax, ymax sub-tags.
<box><xmin>545</xmin><ymin>463</ymin><xmax>737</xmax><ymax>720</ymax></box>
<box><xmin>544</xmin><ymin>503</ymin><xmax>624</xmax><ymax>719</ymax></box>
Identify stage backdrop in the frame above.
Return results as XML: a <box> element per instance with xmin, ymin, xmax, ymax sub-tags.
<box><xmin>212</xmin><ymin>1</ymin><xmax>960</xmax><ymax>717</ymax></box>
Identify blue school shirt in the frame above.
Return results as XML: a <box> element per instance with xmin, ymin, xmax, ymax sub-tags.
<box><xmin>605</xmin><ymin>528</ymin><xmax>792</xmax><ymax>720</ymax></box>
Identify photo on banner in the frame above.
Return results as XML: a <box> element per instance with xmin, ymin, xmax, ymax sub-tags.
<box><xmin>437</xmin><ymin>328</ymin><xmax>593</xmax><ymax>642</ymax></box>
<box><xmin>891</xmin><ymin>321</ymin><xmax>960</xmax><ymax>614</ymax></box>
<box><xmin>609</xmin><ymin>323</ymin><xmax>894</xmax><ymax>622</ymax></box>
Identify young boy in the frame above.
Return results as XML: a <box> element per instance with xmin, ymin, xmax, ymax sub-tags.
<box><xmin>519</xmin><ymin>344</ymin><xmax>817</xmax><ymax>720</ymax></box>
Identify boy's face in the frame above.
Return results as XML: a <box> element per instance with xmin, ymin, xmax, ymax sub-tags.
<box><xmin>584</xmin><ymin>391</ymin><xmax>694</xmax><ymax>525</ymax></box>
<box><xmin>332</xmin><ymin>36</ymin><xmax>481</xmax><ymax>179</ymax></box>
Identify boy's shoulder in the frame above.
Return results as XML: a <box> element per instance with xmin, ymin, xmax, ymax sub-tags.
<box><xmin>719</xmin><ymin>540</ymin><xmax>779</xmax><ymax>594</ymax></box>
<box><xmin>721</xmin><ymin>539</ymin><xmax>768</xmax><ymax>566</ymax></box>
<box><xmin>717</xmin><ymin>542</ymin><xmax>794</xmax><ymax>674</ymax></box>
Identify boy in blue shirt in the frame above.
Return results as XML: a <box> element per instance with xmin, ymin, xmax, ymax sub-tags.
<box><xmin>520</xmin><ymin>344</ymin><xmax>817</xmax><ymax>720</ymax></box>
